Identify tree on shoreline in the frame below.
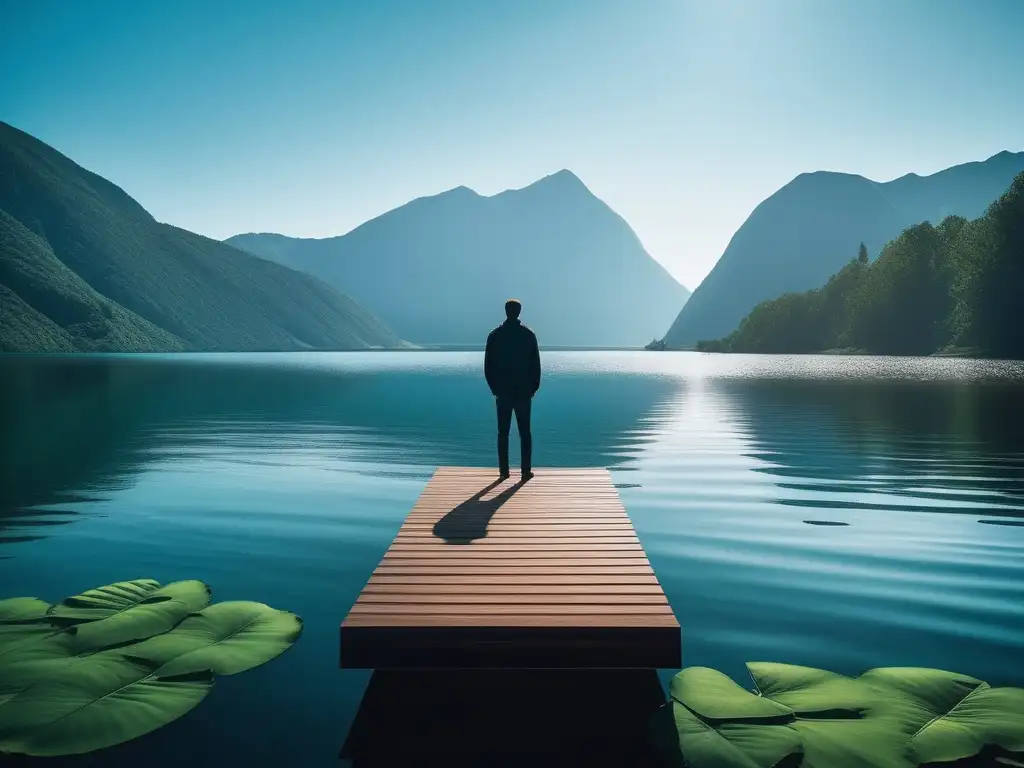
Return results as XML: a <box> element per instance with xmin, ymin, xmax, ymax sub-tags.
<box><xmin>696</xmin><ymin>171</ymin><xmax>1024</xmax><ymax>359</ymax></box>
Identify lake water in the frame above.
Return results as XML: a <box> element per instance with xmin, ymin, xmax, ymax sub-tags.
<box><xmin>2</xmin><ymin>351</ymin><xmax>1024</xmax><ymax>766</ymax></box>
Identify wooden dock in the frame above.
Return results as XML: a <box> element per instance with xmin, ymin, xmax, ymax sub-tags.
<box><xmin>339</xmin><ymin>466</ymin><xmax>681</xmax><ymax>669</ymax></box>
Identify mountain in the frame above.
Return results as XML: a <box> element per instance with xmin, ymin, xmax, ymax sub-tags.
<box><xmin>0</xmin><ymin>122</ymin><xmax>405</xmax><ymax>352</ymax></box>
<box><xmin>696</xmin><ymin>170</ymin><xmax>1024</xmax><ymax>359</ymax></box>
<box><xmin>227</xmin><ymin>170</ymin><xmax>690</xmax><ymax>347</ymax></box>
<box><xmin>662</xmin><ymin>150</ymin><xmax>1024</xmax><ymax>347</ymax></box>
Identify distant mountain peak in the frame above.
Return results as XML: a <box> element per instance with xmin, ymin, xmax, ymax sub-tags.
<box><xmin>989</xmin><ymin>149</ymin><xmax>1023</xmax><ymax>162</ymax></box>
<box><xmin>441</xmin><ymin>184</ymin><xmax>480</xmax><ymax>197</ymax></box>
<box><xmin>789</xmin><ymin>169</ymin><xmax>869</xmax><ymax>185</ymax></box>
<box><xmin>232</xmin><ymin>231</ymin><xmax>295</xmax><ymax>240</ymax></box>
<box><xmin>767</xmin><ymin>170</ymin><xmax>883</xmax><ymax>210</ymax></box>
<box><xmin>405</xmin><ymin>184</ymin><xmax>482</xmax><ymax>209</ymax></box>
<box><xmin>548</xmin><ymin>168</ymin><xmax>583</xmax><ymax>182</ymax></box>
<box><xmin>494</xmin><ymin>168</ymin><xmax>594</xmax><ymax>202</ymax></box>
<box><xmin>533</xmin><ymin>168</ymin><xmax>587</xmax><ymax>188</ymax></box>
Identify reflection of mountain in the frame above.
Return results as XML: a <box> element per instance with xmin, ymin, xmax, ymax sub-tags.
<box><xmin>718</xmin><ymin>378</ymin><xmax>1024</xmax><ymax>518</ymax></box>
<box><xmin>0</xmin><ymin>355</ymin><xmax>679</xmax><ymax>544</ymax></box>
<box><xmin>1</xmin><ymin>360</ymin><xmax>153</xmax><ymax>540</ymax></box>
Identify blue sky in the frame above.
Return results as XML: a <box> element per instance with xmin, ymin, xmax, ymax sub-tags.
<box><xmin>2</xmin><ymin>0</ymin><xmax>1022</xmax><ymax>289</ymax></box>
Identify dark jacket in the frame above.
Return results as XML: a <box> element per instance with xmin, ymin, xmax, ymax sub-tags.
<box><xmin>484</xmin><ymin>319</ymin><xmax>541</xmax><ymax>400</ymax></box>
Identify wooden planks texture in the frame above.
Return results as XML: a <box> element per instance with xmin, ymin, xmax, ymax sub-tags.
<box><xmin>339</xmin><ymin>467</ymin><xmax>682</xmax><ymax>669</ymax></box>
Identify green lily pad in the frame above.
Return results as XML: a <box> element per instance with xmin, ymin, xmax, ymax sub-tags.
<box><xmin>67</xmin><ymin>597</ymin><xmax>194</xmax><ymax>653</ymax></box>
<box><xmin>661</xmin><ymin>664</ymin><xmax>1024</xmax><ymax>768</ymax></box>
<box><xmin>671</xmin><ymin>666</ymin><xmax>795</xmax><ymax>721</ymax></box>
<box><xmin>48</xmin><ymin>579</ymin><xmax>211</xmax><ymax>623</ymax></box>
<box><xmin>125</xmin><ymin>600</ymin><xmax>303</xmax><ymax>676</ymax></box>
<box><xmin>43</xmin><ymin>579</ymin><xmax>212</xmax><ymax>652</ymax></box>
<box><xmin>910</xmin><ymin>686</ymin><xmax>1024</xmax><ymax>763</ymax></box>
<box><xmin>860</xmin><ymin>668</ymin><xmax>1024</xmax><ymax>764</ymax></box>
<box><xmin>0</xmin><ymin>598</ymin><xmax>62</xmax><ymax>660</ymax></box>
<box><xmin>0</xmin><ymin>578</ymin><xmax>300</xmax><ymax>757</ymax></box>
<box><xmin>748</xmin><ymin>663</ymin><xmax>878</xmax><ymax>716</ymax></box>
<box><xmin>670</xmin><ymin>702</ymin><xmax>803</xmax><ymax>768</ymax></box>
<box><xmin>0</xmin><ymin>598</ymin><xmax>51</xmax><ymax>624</ymax></box>
<box><xmin>0</xmin><ymin>627</ymin><xmax>64</xmax><ymax>661</ymax></box>
<box><xmin>663</xmin><ymin>667</ymin><xmax>801</xmax><ymax>768</ymax></box>
<box><xmin>746</xmin><ymin>663</ymin><xmax>912</xmax><ymax>768</ymax></box>
<box><xmin>0</xmin><ymin>654</ymin><xmax>212</xmax><ymax>757</ymax></box>
<box><xmin>0</xmin><ymin>631</ymin><xmax>81</xmax><ymax>706</ymax></box>
<box><xmin>787</xmin><ymin>716</ymin><xmax>915</xmax><ymax>768</ymax></box>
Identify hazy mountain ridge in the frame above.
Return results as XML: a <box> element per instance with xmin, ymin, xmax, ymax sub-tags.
<box><xmin>0</xmin><ymin>122</ymin><xmax>407</xmax><ymax>352</ymax></box>
<box><xmin>662</xmin><ymin>150</ymin><xmax>1024</xmax><ymax>347</ymax></box>
<box><xmin>228</xmin><ymin>170</ymin><xmax>690</xmax><ymax>347</ymax></box>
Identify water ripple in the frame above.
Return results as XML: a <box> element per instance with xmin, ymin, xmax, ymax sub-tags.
<box><xmin>1</xmin><ymin>351</ymin><xmax>1023</xmax><ymax>765</ymax></box>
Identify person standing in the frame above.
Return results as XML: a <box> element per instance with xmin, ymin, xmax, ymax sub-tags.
<box><xmin>484</xmin><ymin>299</ymin><xmax>541</xmax><ymax>480</ymax></box>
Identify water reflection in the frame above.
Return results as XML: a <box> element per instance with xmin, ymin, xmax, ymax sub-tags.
<box><xmin>625</xmin><ymin>360</ymin><xmax>1024</xmax><ymax>694</ymax></box>
<box><xmin>1</xmin><ymin>352</ymin><xmax>1023</xmax><ymax>767</ymax></box>
<box><xmin>0</xmin><ymin>354</ymin><xmax>680</xmax><ymax>547</ymax></box>
<box><xmin>723</xmin><ymin>378</ymin><xmax>1024</xmax><ymax>519</ymax></box>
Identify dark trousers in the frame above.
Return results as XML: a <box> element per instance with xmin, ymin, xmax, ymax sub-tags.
<box><xmin>496</xmin><ymin>396</ymin><xmax>532</xmax><ymax>474</ymax></box>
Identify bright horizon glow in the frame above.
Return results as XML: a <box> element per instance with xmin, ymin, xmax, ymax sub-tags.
<box><xmin>2</xmin><ymin>0</ymin><xmax>1022</xmax><ymax>290</ymax></box>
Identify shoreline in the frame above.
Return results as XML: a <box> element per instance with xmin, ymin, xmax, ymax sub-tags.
<box><xmin>644</xmin><ymin>345</ymin><xmax>1012</xmax><ymax>360</ymax></box>
<box><xmin>2</xmin><ymin>345</ymin><xmax>1012</xmax><ymax>360</ymax></box>
<box><xmin>0</xmin><ymin>345</ymin><xmax>657</xmax><ymax>356</ymax></box>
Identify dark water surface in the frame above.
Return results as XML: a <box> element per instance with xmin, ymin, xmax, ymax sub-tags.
<box><xmin>2</xmin><ymin>352</ymin><xmax>1023</xmax><ymax>765</ymax></box>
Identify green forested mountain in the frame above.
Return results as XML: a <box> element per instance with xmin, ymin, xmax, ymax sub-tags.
<box><xmin>0</xmin><ymin>122</ymin><xmax>405</xmax><ymax>352</ymax></box>
<box><xmin>662</xmin><ymin>151</ymin><xmax>1024</xmax><ymax>347</ymax></box>
<box><xmin>697</xmin><ymin>171</ymin><xmax>1024</xmax><ymax>358</ymax></box>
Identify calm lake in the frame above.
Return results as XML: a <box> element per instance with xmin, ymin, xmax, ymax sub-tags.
<box><xmin>2</xmin><ymin>351</ymin><xmax>1024</xmax><ymax>766</ymax></box>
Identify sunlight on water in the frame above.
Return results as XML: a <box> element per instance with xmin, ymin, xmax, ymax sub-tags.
<box><xmin>1</xmin><ymin>351</ymin><xmax>1023</xmax><ymax>766</ymax></box>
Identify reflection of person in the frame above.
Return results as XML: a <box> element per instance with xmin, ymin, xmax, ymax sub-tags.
<box><xmin>484</xmin><ymin>299</ymin><xmax>541</xmax><ymax>480</ymax></box>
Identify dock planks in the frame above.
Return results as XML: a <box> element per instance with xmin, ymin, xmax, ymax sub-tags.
<box><xmin>339</xmin><ymin>467</ymin><xmax>681</xmax><ymax>669</ymax></box>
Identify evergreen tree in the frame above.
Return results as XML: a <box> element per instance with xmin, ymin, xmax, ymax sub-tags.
<box><xmin>951</xmin><ymin>172</ymin><xmax>1024</xmax><ymax>357</ymax></box>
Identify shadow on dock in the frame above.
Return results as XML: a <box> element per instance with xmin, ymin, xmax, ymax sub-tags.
<box><xmin>340</xmin><ymin>669</ymin><xmax>667</xmax><ymax>767</ymax></box>
<box><xmin>432</xmin><ymin>478</ymin><xmax>524</xmax><ymax>544</ymax></box>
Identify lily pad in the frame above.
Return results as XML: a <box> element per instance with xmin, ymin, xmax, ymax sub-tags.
<box><xmin>671</xmin><ymin>667</ymin><xmax>794</xmax><ymax>721</ymax></box>
<box><xmin>0</xmin><ymin>626</ymin><xmax>64</xmax><ymax>661</ymax></box>
<box><xmin>663</xmin><ymin>668</ymin><xmax>801</xmax><ymax>768</ymax></box>
<box><xmin>860</xmin><ymin>668</ymin><xmax>1024</xmax><ymax>765</ymax></box>
<box><xmin>48</xmin><ymin>579</ymin><xmax>211</xmax><ymax>623</ymax></box>
<box><xmin>67</xmin><ymin>597</ymin><xmax>194</xmax><ymax>653</ymax></box>
<box><xmin>125</xmin><ymin>600</ymin><xmax>303</xmax><ymax>676</ymax></box>
<box><xmin>667</xmin><ymin>698</ymin><xmax>803</xmax><ymax>768</ymax></box>
<box><xmin>0</xmin><ymin>598</ymin><xmax>62</xmax><ymax>660</ymax></box>
<box><xmin>0</xmin><ymin>654</ymin><xmax>212</xmax><ymax>757</ymax></box>
<box><xmin>661</xmin><ymin>664</ymin><xmax>1024</xmax><ymax>768</ymax></box>
<box><xmin>748</xmin><ymin>662</ymin><xmax>879</xmax><ymax>716</ymax></box>
<box><xmin>44</xmin><ymin>579</ymin><xmax>212</xmax><ymax>652</ymax></box>
<box><xmin>0</xmin><ymin>631</ymin><xmax>81</xmax><ymax>706</ymax></box>
<box><xmin>0</xmin><ymin>579</ymin><xmax>300</xmax><ymax>757</ymax></box>
<box><xmin>0</xmin><ymin>598</ymin><xmax>51</xmax><ymax>624</ymax></box>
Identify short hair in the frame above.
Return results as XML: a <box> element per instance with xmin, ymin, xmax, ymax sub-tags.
<box><xmin>504</xmin><ymin>299</ymin><xmax>522</xmax><ymax>319</ymax></box>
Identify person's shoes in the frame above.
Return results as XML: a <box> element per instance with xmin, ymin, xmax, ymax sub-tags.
<box><xmin>499</xmin><ymin>470</ymin><xmax>510</xmax><ymax>480</ymax></box>
<box><xmin>521</xmin><ymin>470</ymin><xmax>534</xmax><ymax>482</ymax></box>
